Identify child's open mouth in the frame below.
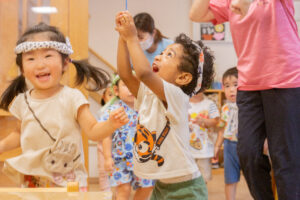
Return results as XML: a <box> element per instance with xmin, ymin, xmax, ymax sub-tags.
<box><xmin>152</xmin><ymin>63</ymin><xmax>159</xmax><ymax>73</ymax></box>
<box><xmin>36</xmin><ymin>73</ymin><xmax>50</xmax><ymax>81</ymax></box>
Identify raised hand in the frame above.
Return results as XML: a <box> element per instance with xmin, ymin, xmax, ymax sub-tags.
<box><xmin>230</xmin><ymin>0</ymin><xmax>253</xmax><ymax>18</ymax></box>
<box><xmin>108</xmin><ymin>107</ymin><xmax>129</xmax><ymax>129</ymax></box>
<box><xmin>115</xmin><ymin>11</ymin><xmax>138</xmax><ymax>42</ymax></box>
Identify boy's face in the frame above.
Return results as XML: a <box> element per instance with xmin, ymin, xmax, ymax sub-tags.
<box><xmin>223</xmin><ymin>75</ymin><xmax>238</xmax><ymax>103</ymax></box>
<box><xmin>152</xmin><ymin>43</ymin><xmax>186</xmax><ymax>85</ymax></box>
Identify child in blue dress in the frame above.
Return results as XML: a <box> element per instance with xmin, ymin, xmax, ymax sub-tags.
<box><xmin>101</xmin><ymin>75</ymin><xmax>154</xmax><ymax>200</ymax></box>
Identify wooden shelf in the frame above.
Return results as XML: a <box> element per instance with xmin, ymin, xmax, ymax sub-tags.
<box><xmin>204</xmin><ymin>89</ymin><xmax>225</xmax><ymax>110</ymax></box>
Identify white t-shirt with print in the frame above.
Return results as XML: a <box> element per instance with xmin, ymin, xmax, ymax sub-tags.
<box><xmin>5</xmin><ymin>86</ymin><xmax>88</xmax><ymax>187</ymax></box>
<box><xmin>189</xmin><ymin>98</ymin><xmax>220</xmax><ymax>158</ymax></box>
<box><xmin>133</xmin><ymin>81</ymin><xmax>199</xmax><ymax>180</ymax></box>
<box><xmin>220</xmin><ymin>102</ymin><xmax>238</xmax><ymax>141</ymax></box>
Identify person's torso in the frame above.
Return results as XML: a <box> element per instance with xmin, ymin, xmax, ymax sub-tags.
<box><xmin>210</xmin><ymin>0</ymin><xmax>300</xmax><ymax>90</ymax></box>
<box><xmin>221</xmin><ymin>102</ymin><xmax>238</xmax><ymax>141</ymax></box>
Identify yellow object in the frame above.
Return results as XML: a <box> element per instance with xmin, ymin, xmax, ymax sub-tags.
<box><xmin>190</xmin><ymin>113</ymin><xmax>197</xmax><ymax>119</ymax></box>
<box><xmin>67</xmin><ymin>182</ymin><xmax>79</xmax><ymax>192</ymax></box>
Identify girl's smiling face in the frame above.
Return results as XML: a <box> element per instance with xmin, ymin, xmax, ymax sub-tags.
<box><xmin>21</xmin><ymin>33</ymin><xmax>68</xmax><ymax>97</ymax></box>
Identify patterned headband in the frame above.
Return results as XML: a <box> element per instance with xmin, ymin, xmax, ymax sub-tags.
<box><xmin>14</xmin><ymin>37</ymin><xmax>73</xmax><ymax>55</ymax></box>
<box><xmin>192</xmin><ymin>41</ymin><xmax>204</xmax><ymax>95</ymax></box>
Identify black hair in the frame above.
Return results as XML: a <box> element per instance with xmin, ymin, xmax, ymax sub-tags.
<box><xmin>0</xmin><ymin>23</ymin><xmax>110</xmax><ymax>111</ymax></box>
<box><xmin>222</xmin><ymin>67</ymin><xmax>238</xmax><ymax>83</ymax></box>
<box><xmin>134</xmin><ymin>12</ymin><xmax>167</xmax><ymax>44</ymax></box>
<box><xmin>175</xmin><ymin>33</ymin><xmax>215</xmax><ymax>95</ymax></box>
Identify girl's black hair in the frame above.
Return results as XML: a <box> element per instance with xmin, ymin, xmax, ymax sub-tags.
<box><xmin>0</xmin><ymin>23</ymin><xmax>110</xmax><ymax>111</ymax></box>
<box><xmin>175</xmin><ymin>33</ymin><xmax>215</xmax><ymax>96</ymax></box>
<box><xmin>134</xmin><ymin>12</ymin><xmax>168</xmax><ymax>44</ymax></box>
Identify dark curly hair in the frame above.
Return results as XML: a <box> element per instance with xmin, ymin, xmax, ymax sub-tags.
<box><xmin>0</xmin><ymin>23</ymin><xmax>110</xmax><ymax>111</ymax></box>
<box><xmin>175</xmin><ymin>33</ymin><xmax>215</xmax><ymax>96</ymax></box>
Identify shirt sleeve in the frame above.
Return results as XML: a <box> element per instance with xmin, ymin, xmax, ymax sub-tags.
<box><xmin>71</xmin><ymin>88</ymin><xmax>89</xmax><ymax>119</ymax></box>
<box><xmin>163</xmin><ymin>80</ymin><xmax>189</xmax><ymax>125</ymax></box>
<box><xmin>9</xmin><ymin>93</ymin><xmax>24</xmax><ymax>120</ymax></box>
<box><xmin>208</xmin><ymin>101</ymin><xmax>220</xmax><ymax>119</ymax></box>
<box><xmin>209</xmin><ymin>0</ymin><xmax>230</xmax><ymax>25</ymax></box>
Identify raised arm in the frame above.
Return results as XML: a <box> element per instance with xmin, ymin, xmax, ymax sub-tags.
<box><xmin>77</xmin><ymin>104</ymin><xmax>128</xmax><ymax>141</ymax></box>
<box><xmin>0</xmin><ymin>120</ymin><xmax>21</xmax><ymax>154</ymax></box>
<box><xmin>117</xmin><ymin>37</ymin><xmax>139</xmax><ymax>98</ymax></box>
<box><xmin>115</xmin><ymin>11</ymin><xmax>166</xmax><ymax>102</ymax></box>
<box><xmin>189</xmin><ymin>0</ymin><xmax>215</xmax><ymax>22</ymax></box>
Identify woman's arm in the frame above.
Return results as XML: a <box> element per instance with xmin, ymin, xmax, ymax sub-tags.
<box><xmin>77</xmin><ymin>104</ymin><xmax>128</xmax><ymax>141</ymax></box>
<box><xmin>189</xmin><ymin>0</ymin><xmax>215</xmax><ymax>22</ymax></box>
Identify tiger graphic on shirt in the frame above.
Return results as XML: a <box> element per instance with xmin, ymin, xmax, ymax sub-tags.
<box><xmin>134</xmin><ymin>118</ymin><xmax>170</xmax><ymax>167</ymax></box>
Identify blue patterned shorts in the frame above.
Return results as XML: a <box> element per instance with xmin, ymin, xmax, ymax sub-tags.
<box><xmin>109</xmin><ymin>159</ymin><xmax>155</xmax><ymax>190</ymax></box>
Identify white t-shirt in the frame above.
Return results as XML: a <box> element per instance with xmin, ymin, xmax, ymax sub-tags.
<box><xmin>189</xmin><ymin>98</ymin><xmax>220</xmax><ymax>158</ymax></box>
<box><xmin>134</xmin><ymin>81</ymin><xmax>199</xmax><ymax>180</ymax></box>
<box><xmin>5</xmin><ymin>86</ymin><xmax>88</xmax><ymax>187</ymax></box>
<box><xmin>220</xmin><ymin>102</ymin><xmax>238</xmax><ymax>141</ymax></box>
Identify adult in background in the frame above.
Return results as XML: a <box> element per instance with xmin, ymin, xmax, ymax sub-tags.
<box><xmin>134</xmin><ymin>12</ymin><xmax>173</xmax><ymax>65</ymax></box>
<box><xmin>189</xmin><ymin>0</ymin><xmax>300</xmax><ymax>200</ymax></box>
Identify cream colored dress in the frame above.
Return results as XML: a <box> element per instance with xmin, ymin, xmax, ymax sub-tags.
<box><xmin>4</xmin><ymin>86</ymin><xmax>88</xmax><ymax>187</ymax></box>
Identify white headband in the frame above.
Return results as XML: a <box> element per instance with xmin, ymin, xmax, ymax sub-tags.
<box><xmin>192</xmin><ymin>41</ymin><xmax>204</xmax><ymax>95</ymax></box>
<box><xmin>14</xmin><ymin>37</ymin><xmax>73</xmax><ymax>55</ymax></box>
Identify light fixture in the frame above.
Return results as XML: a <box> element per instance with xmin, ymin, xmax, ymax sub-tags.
<box><xmin>31</xmin><ymin>6</ymin><xmax>57</xmax><ymax>14</ymax></box>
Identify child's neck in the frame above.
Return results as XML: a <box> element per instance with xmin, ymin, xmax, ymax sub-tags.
<box><xmin>190</xmin><ymin>93</ymin><xmax>204</xmax><ymax>103</ymax></box>
<box><xmin>31</xmin><ymin>85</ymin><xmax>64</xmax><ymax>99</ymax></box>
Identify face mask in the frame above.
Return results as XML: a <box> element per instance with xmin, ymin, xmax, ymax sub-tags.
<box><xmin>140</xmin><ymin>36</ymin><xmax>154</xmax><ymax>51</ymax></box>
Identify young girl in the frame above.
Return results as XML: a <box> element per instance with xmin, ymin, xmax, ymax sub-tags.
<box><xmin>189</xmin><ymin>91</ymin><xmax>220</xmax><ymax>182</ymax></box>
<box><xmin>0</xmin><ymin>23</ymin><xmax>129</xmax><ymax>190</ymax></box>
<box><xmin>101</xmin><ymin>74</ymin><xmax>154</xmax><ymax>200</ymax></box>
<box><xmin>115</xmin><ymin>11</ymin><xmax>215</xmax><ymax>199</ymax></box>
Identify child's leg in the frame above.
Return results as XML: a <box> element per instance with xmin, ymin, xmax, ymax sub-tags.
<box><xmin>114</xmin><ymin>183</ymin><xmax>131</xmax><ymax>200</ymax></box>
<box><xmin>97</xmin><ymin>142</ymin><xmax>110</xmax><ymax>191</ymax></box>
<box><xmin>225</xmin><ymin>183</ymin><xmax>238</xmax><ymax>200</ymax></box>
<box><xmin>132</xmin><ymin>173</ymin><xmax>155</xmax><ymax>200</ymax></box>
<box><xmin>223</xmin><ymin>139</ymin><xmax>241</xmax><ymax>200</ymax></box>
<box><xmin>134</xmin><ymin>187</ymin><xmax>154</xmax><ymax>200</ymax></box>
<box><xmin>195</xmin><ymin>158</ymin><xmax>212</xmax><ymax>182</ymax></box>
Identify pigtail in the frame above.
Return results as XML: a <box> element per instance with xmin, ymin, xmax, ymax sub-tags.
<box><xmin>71</xmin><ymin>59</ymin><xmax>110</xmax><ymax>91</ymax></box>
<box><xmin>0</xmin><ymin>75</ymin><xmax>27</xmax><ymax>111</ymax></box>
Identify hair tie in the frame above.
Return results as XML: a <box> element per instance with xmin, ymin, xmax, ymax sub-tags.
<box><xmin>192</xmin><ymin>41</ymin><xmax>204</xmax><ymax>95</ymax></box>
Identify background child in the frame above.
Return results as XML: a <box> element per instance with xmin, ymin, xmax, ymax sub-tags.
<box><xmin>97</xmin><ymin>84</ymin><xmax>117</xmax><ymax>192</ymax></box>
<box><xmin>115</xmin><ymin>11</ymin><xmax>215</xmax><ymax>199</ymax></box>
<box><xmin>0</xmin><ymin>23</ymin><xmax>129</xmax><ymax>190</ymax></box>
<box><xmin>101</xmin><ymin>75</ymin><xmax>154</xmax><ymax>200</ymax></box>
<box><xmin>214</xmin><ymin>67</ymin><xmax>240</xmax><ymax>200</ymax></box>
<box><xmin>189</xmin><ymin>91</ymin><xmax>220</xmax><ymax>182</ymax></box>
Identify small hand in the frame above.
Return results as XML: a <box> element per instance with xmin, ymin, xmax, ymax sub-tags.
<box><xmin>104</xmin><ymin>157</ymin><xmax>114</xmax><ymax>173</ymax></box>
<box><xmin>230</xmin><ymin>0</ymin><xmax>253</xmax><ymax>18</ymax></box>
<box><xmin>109</xmin><ymin>107</ymin><xmax>129</xmax><ymax>129</ymax></box>
<box><xmin>192</xmin><ymin>116</ymin><xmax>206</xmax><ymax>128</ymax></box>
<box><xmin>214</xmin><ymin>146</ymin><xmax>221</xmax><ymax>160</ymax></box>
<box><xmin>115</xmin><ymin>11</ymin><xmax>138</xmax><ymax>42</ymax></box>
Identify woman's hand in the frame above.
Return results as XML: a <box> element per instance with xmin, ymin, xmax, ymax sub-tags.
<box><xmin>230</xmin><ymin>0</ymin><xmax>253</xmax><ymax>18</ymax></box>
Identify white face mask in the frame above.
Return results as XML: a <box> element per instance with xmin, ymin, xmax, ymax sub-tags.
<box><xmin>140</xmin><ymin>36</ymin><xmax>154</xmax><ymax>51</ymax></box>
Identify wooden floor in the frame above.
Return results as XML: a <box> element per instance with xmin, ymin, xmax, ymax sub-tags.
<box><xmin>0</xmin><ymin>162</ymin><xmax>253</xmax><ymax>199</ymax></box>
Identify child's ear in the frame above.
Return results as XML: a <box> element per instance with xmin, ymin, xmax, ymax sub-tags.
<box><xmin>112</xmin><ymin>85</ymin><xmax>119</xmax><ymax>96</ymax></box>
<box><xmin>175</xmin><ymin>72</ymin><xmax>193</xmax><ymax>86</ymax></box>
<box><xmin>62</xmin><ymin>58</ymin><xmax>70</xmax><ymax>73</ymax></box>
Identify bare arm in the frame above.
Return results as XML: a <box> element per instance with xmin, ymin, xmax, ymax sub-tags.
<box><xmin>77</xmin><ymin>104</ymin><xmax>129</xmax><ymax>141</ymax></box>
<box><xmin>117</xmin><ymin>37</ymin><xmax>140</xmax><ymax>98</ymax></box>
<box><xmin>102</xmin><ymin>136</ymin><xmax>114</xmax><ymax>172</ymax></box>
<box><xmin>115</xmin><ymin>11</ymin><xmax>166</xmax><ymax>102</ymax></box>
<box><xmin>189</xmin><ymin>0</ymin><xmax>215</xmax><ymax>22</ymax></box>
<box><xmin>0</xmin><ymin>120</ymin><xmax>21</xmax><ymax>153</ymax></box>
<box><xmin>214</xmin><ymin>126</ymin><xmax>225</xmax><ymax>159</ymax></box>
<box><xmin>193</xmin><ymin>116</ymin><xmax>220</xmax><ymax>128</ymax></box>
